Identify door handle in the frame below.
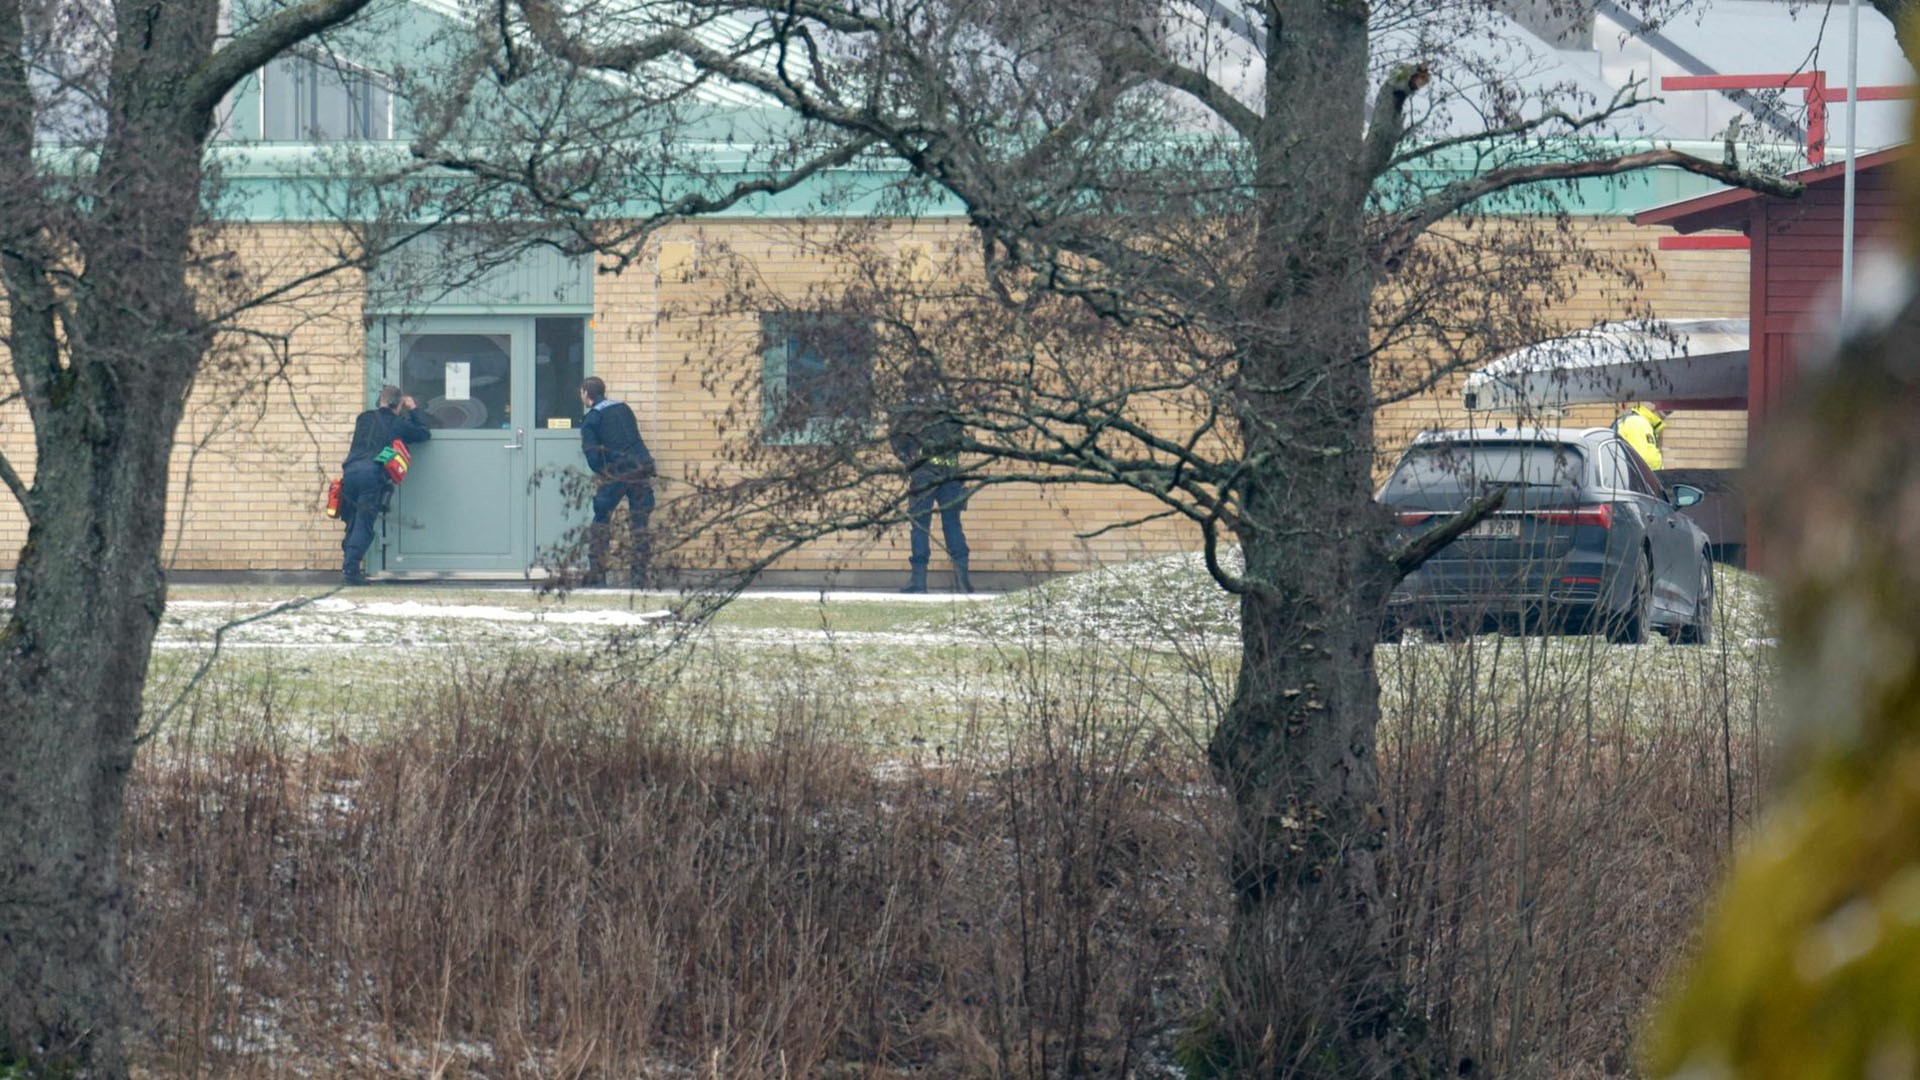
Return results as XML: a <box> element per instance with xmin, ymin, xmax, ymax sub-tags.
<box><xmin>503</xmin><ymin>427</ymin><xmax>525</xmax><ymax>450</ymax></box>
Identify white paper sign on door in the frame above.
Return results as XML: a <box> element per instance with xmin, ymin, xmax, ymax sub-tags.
<box><xmin>445</xmin><ymin>361</ymin><xmax>471</xmax><ymax>400</ymax></box>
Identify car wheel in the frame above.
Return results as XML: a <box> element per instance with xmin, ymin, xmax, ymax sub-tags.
<box><xmin>1605</xmin><ymin>550</ymin><xmax>1653</xmax><ymax>645</ymax></box>
<box><xmin>1674</xmin><ymin>557</ymin><xmax>1714</xmax><ymax>646</ymax></box>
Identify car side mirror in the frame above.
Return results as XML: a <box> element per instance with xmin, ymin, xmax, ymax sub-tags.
<box><xmin>1670</xmin><ymin>483</ymin><xmax>1705</xmax><ymax>509</ymax></box>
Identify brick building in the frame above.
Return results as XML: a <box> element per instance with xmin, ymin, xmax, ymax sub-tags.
<box><xmin>0</xmin><ymin>204</ymin><xmax>1756</xmax><ymax>585</ymax></box>
<box><xmin>0</xmin><ymin>4</ymin><xmax>1771</xmax><ymax>586</ymax></box>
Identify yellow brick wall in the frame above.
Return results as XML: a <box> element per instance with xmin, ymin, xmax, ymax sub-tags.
<box><xmin>593</xmin><ymin>220</ymin><xmax>1201</xmax><ymax>577</ymax></box>
<box><xmin>0</xmin><ymin>217</ymin><xmax>1751</xmax><ymax>576</ymax></box>
<box><xmin>1373</xmin><ymin>220</ymin><xmax>1749</xmax><ymax>473</ymax></box>
<box><xmin>1646</xmin><ymin>237</ymin><xmax>1750</xmax><ymax>471</ymax></box>
<box><xmin>0</xmin><ymin>224</ymin><xmax>368</xmax><ymax>571</ymax></box>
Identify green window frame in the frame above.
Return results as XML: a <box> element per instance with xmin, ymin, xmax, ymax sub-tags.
<box><xmin>260</xmin><ymin>51</ymin><xmax>393</xmax><ymax>142</ymax></box>
<box><xmin>760</xmin><ymin>311</ymin><xmax>875</xmax><ymax>445</ymax></box>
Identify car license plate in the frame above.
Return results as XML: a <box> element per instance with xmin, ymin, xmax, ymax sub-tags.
<box><xmin>1466</xmin><ymin>518</ymin><xmax>1519</xmax><ymax>539</ymax></box>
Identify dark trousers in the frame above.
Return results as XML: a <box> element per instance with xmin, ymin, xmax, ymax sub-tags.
<box><xmin>340</xmin><ymin>459</ymin><xmax>387</xmax><ymax>577</ymax></box>
<box><xmin>590</xmin><ymin>477</ymin><xmax>655</xmax><ymax>582</ymax></box>
<box><xmin>907</xmin><ymin>469</ymin><xmax>968</xmax><ymax>569</ymax></box>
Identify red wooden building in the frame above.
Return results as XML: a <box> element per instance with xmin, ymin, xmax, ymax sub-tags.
<box><xmin>1633</xmin><ymin>146</ymin><xmax>1907</xmax><ymax>431</ymax></box>
<box><xmin>1632</xmin><ymin>147</ymin><xmax>1908</xmax><ymax>567</ymax></box>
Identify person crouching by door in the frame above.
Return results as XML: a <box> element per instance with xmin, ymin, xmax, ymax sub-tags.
<box><xmin>340</xmin><ymin>384</ymin><xmax>431</xmax><ymax>586</ymax></box>
<box><xmin>578</xmin><ymin>376</ymin><xmax>657</xmax><ymax>588</ymax></box>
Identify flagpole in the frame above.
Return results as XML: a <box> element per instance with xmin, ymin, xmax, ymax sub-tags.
<box><xmin>1841</xmin><ymin>0</ymin><xmax>1861</xmax><ymax>325</ymax></box>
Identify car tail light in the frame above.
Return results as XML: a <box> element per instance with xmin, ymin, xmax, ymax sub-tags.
<box><xmin>1396</xmin><ymin>511</ymin><xmax>1434</xmax><ymax>525</ymax></box>
<box><xmin>1536</xmin><ymin>505</ymin><xmax>1613</xmax><ymax>529</ymax></box>
<box><xmin>1558</xmin><ymin>576</ymin><xmax>1604</xmax><ymax>585</ymax></box>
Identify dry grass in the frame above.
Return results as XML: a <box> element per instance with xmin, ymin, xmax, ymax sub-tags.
<box><xmin>1380</xmin><ymin>628</ymin><xmax>1774</xmax><ymax>1077</ymax></box>
<box><xmin>129</xmin><ymin>651</ymin><xmax>1218</xmax><ymax>1078</ymax></box>
<box><xmin>123</xmin><ymin>570</ymin><xmax>1779</xmax><ymax>1078</ymax></box>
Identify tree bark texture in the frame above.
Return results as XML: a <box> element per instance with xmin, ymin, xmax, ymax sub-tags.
<box><xmin>0</xmin><ymin>0</ymin><xmax>217</xmax><ymax>1071</ymax></box>
<box><xmin>1871</xmin><ymin>0</ymin><xmax>1920</xmax><ymax>72</ymax></box>
<box><xmin>1200</xmin><ymin>5</ymin><xmax>1415</xmax><ymax>1076</ymax></box>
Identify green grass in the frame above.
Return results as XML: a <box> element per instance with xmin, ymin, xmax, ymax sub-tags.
<box><xmin>121</xmin><ymin>558</ymin><xmax>1775</xmax><ymax>755</ymax></box>
<box><xmin>704</xmin><ymin>597</ymin><xmax>972</xmax><ymax>632</ymax></box>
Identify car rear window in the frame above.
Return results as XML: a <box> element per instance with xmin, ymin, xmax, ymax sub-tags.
<box><xmin>1383</xmin><ymin>442</ymin><xmax>1585</xmax><ymax>498</ymax></box>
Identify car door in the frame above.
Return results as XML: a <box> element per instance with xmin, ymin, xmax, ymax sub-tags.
<box><xmin>1615</xmin><ymin>441</ymin><xmax>1693</xmax><ymax>617</ymax></box>
<box><xmin>1596</xmin><ymin>441</ymin><xmax>1653</xmax><ymax>603</ymax></box>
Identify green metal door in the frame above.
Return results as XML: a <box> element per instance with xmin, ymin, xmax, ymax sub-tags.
<box><xmin>527</xmin><ymin>317</ymin><xmax>595</xmax><ymax>568</ymax></box>
<box><xmin>374</xmin><ymin>315</ymin><xmax>593</xmax><ymax>575</ymax></box>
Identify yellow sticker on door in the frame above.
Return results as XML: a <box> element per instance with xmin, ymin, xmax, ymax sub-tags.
<box><xmin>548</xmin><ymin>418</ymin><xmax>573</xmax><ymax>429</ymax></box>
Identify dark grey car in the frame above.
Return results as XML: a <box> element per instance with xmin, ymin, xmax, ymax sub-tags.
<box><xmin>1378</xmin><ymin>428</ymin><xmax>1715</xmax><ymax>644</ymax></box>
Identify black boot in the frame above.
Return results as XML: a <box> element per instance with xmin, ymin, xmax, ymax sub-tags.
<box><xmin>585</xmin><ymin>523</ymin><xmax>611</xmax><ymax>588</ymax></box>
<box><xmin>953</xmin><ymin>560</ymin><xmax>973</xmax><ymax>594</ymax></box>
<box><xmin>901</xmin><ymin>566</ymin><xmax>928</xmax><ymax>594</ymax></box>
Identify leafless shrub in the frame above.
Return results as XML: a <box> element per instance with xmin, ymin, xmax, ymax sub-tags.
<box><xmin>1377</xmin><ymin>617</ymin><xmax>1775</xmax><ymax>1077</ymax></box>
<box><xmin>123</xmin><ymin>575</ymin><xmax>1776</xmax><ymax>1077</ymax></box>
<box><xmin>128</xmin><ymin>646</ymin><xmax>1217</xmax><ymax>1078</ymax></box>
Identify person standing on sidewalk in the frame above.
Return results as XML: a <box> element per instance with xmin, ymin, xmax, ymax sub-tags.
<box><xmin>888</xmin><ymin>362</ymin><xmax>971</xmax><ymax>593</ymax></box>
<box><xmin>578</xmin><ymin>376</ymin><xmax>657</xmax><ymax>587</ymax></box>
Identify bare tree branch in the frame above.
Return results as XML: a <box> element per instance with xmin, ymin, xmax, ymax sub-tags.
<box><xmin>426</xmin><ymin>134</ymin><xmax>883</xmax><ymax>273</ymax></box>
<box><xmin>1389</xmin><ymin>484</ymin><xmax>1509</xmax><ymax>579</ymax></box>
<box><xmin>1379</xmin><ymin>79</ymin><xmax>1652</xmax><ymax>175</ymax></box>
<box><xmin>0</xmin><ymin>448</ymin><xmax>30</xmax><ymax>518</ymax></box>
<box><xmin>136</xmin><ymin>590</ymin><xmax>342</xmax><ymax>744</ymax></box>
<box><xmin>1199</xmin><ymin>515</ymin><xmax>1251</xmax><ymax>596</ymax></box>
<box><xmin>1075</xmin><ymin>507</ymin><xmax>1180</xmax><ymax>540</ymax></box>
<box><xmin>1377</xmin><ymin>148</ymin><xmax>1803</xmax><ymax>268</ymax></box>
<box><xmin>1116</xmin><ymin>36</ymin><xmax>1262</xmax><ymax>141</ymax></box>
<box><xmin>510</xmin><ymin>3</ymin><xmax>691</xmax><ymax>74</ymax></box>
<box><xmin>1362</xmin><ymin>62</ymin><xmax>1430</xmax><ymax>180</ymax></box>
<box><xmin>185</xmin><ymin>0</ymin><xmax>384</xmax><ymax>124</ymax></box>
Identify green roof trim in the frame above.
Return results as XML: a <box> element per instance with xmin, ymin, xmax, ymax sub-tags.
<box><xmin>202</xmin><ymin>137</ymin><xmax>1782</xmax><ymax>225</ymax></box>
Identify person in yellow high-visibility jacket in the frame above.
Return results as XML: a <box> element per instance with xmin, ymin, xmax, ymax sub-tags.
<box><xmin>1614</xmin><ymin>402</ymin><xmax>1670</xmax><ymax>470</ymax></box>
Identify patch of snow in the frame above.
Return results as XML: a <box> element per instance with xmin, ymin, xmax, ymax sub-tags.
<box><xmin>310</xmin><ymin>598</ymin><xmax>673</xmax><ymax>625</ymax></box>
<box><xmin>727</xmin><ymin>589</ymin><xmax>1000</xmax><ymax>603</ymax></box>
<box><xmin>164</xmin><ymin>599</ymin><xmax>285</xmax><ymax>610</ymax></box>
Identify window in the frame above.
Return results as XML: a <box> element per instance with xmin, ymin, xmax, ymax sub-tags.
<box><xmin>534</xmin><ymin>317</ymin><xmax>587</xmax><ymax>430</ymax></box>
<box><xmin>401</xmin><ymin>332</ymin><xmax>511</xmax><ymax>430</ymax></box>
<box><xmin>1616</xmin><ymin>440</ymin><xmax>1665</xmax><ymax>499</ymax></box>
<box><xmin>1383</xmin><ymin>442</ymin><xmax>1586</xmax><ymax>500</ymax></box>
<box><xmin>1599</xmin><ymin>443</ymin><xmax>1636</xmax><ymax>491</ymax></box>
<box><xmin>761</xmin><ymin>312</ymin><xmax>874</xmax><ymax>444</ymax></box>
<box><xmin>261</xmin><ymin>53</ymin><xmax>391</xmax><ymax>141</ymax></box>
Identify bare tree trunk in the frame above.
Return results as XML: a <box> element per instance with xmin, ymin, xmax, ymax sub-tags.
<box><xmin>0</xmin><ymin>396</ymin><xmax>185</xmax><ymax>1076</ymax></box>
<box><xmin>1197</xmin><ymin>6</ymin><xmax>1418</xmax><ymax>1075</ymax></box>
<box><xmin>0</xmin><ymin>0</ymin><xmax>213</xmax><ymax>1069</ymax></box>
<box><xmin>1208</xmin><ymin>391</ymin><xmax>1406</xmax><ymax>1076</ymax></box>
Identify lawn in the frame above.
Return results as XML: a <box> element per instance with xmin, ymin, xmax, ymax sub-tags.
<box><xmin>0</xmin><ymin>559</ymin><xmax>1785</xmax><ymax>1077</ymax></box>
<box><xmin>126</xmin><ymin>554</ymin><xmax>1776</xmax><ymax>759</ymax></box>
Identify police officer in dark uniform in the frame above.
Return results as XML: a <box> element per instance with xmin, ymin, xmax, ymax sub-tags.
<box><xmin>339</xmin><ymin>384</ymin><xmax>431</xmax><ymax>585</ymax></box>
<box><xmin>578</xmin><ymin>376</ymin><xmax>657</xmax><ymax>587</ymax></box>
<box><xmin>888</xmin><ymin>362</ymin><xmax>971</xmax><ymax>593</ymax></box>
